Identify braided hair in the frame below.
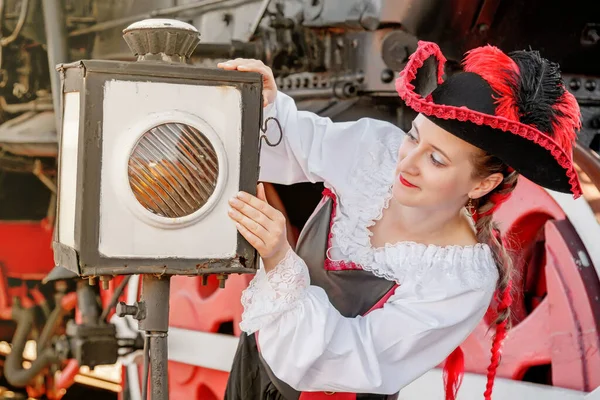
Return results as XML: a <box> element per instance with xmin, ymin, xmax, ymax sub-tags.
<box><xmin>470</xmin><ymin>153</ymin><xmax>519</xmax><ymax>400</ymax></box>
<box><xmin>443</xmin><ymin>153</ymin><xmax>518</xmax><ymax>400</ymax></box>
<box><xmin>443</xmin><ymin>45</ymin><xmax>580</xmax><ymax>400</ymax></box>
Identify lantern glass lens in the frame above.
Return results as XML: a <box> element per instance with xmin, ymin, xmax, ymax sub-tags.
<box><xmin>128</xmin><ymin>122</ymin><xmax>219</xmax><ymax>218</ymax></box>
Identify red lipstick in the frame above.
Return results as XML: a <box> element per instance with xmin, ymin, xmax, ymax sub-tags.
<box><xmin>399</xmin><ymin>175</ymin><xmax>418</xmax><ymax>188</ymax></box>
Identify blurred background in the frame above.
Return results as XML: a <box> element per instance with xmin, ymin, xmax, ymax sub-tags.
<box><xmin>0</xmin><ymin>0</ymin><xmax>598</xmax><ymax>399</ymax></box>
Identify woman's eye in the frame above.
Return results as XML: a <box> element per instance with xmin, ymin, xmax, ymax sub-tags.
<box><xmin>407</xmin><ymin>132</ymin><xmax>418</xmax><ymax>142</ymax></box>
<box><xmin>430</xmin><ymin>153</ymin><xmax>446</xmax><ymax>166</ymax></box>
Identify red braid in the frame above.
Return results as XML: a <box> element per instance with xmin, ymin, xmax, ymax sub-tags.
<box><xmin>484</xmin><ymin>280</ymin><xmax>513</xmax><ymax>399</ymax></box>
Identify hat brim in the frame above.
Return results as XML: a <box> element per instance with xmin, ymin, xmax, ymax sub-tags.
<box><xmin>395</xmin><ymin>41</ymin><xmax>581</xmax><ymax>198</ymax></box>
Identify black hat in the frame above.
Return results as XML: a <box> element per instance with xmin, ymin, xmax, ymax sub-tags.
<box><xmin>396</xmin><ymin>41</ymin><xmax>582</xmax><ymax>197</ymax></box>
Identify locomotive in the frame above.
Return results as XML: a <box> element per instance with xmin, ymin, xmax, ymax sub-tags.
<box><xmin>0</xmin><ymin>1</ymin><xmax>598</xmax><ymax>399</ymax></box>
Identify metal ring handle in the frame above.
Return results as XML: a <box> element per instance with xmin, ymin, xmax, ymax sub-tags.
<box><xmin>259</xmin><ymin>116</ymin><xmax>283</xmax><ymax>148</ymax></box>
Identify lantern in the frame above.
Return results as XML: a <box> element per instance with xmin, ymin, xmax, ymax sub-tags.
<box><xmin>53</xmin><ymin>19</ymin><xmax>263</xmax><ymax>278</ymax></box>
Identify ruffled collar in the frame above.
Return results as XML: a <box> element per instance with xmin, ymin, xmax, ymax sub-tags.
<box><xmin>326</xmin><ymin>131</ymin><xmax>497</xmax><ymax>290</ymax></box>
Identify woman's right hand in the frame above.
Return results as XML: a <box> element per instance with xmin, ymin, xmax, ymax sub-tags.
<box><xmin>217</xmin><ymin>58</ymin><xmax>277</xmax><ymax>107</ymax></box>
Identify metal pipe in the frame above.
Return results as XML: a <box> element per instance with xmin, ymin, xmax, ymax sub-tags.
<box><xmin>141</xmin><ymin>334</ymin><xmax>150</xmax><ymax>400</ymax></box>
<box><xmin>76</xmin><ymin>280</ymin><xmax>100</xmax><ymax>325</ymax></box>
<box><xmin>36</xmin><ymin>301</ymin><xmax>68</xmax><ymax>351</ymax></box>
<box><xmin>0</xmin><ymin>0</ymin><xmax>4</xmax><ymax>69</ymax></box>
<box><xmin>0</xmin><ymin>96</ymin><xmax>53</xmax><ymax>113</ymax></box>
<box><xmin>100</xmin><ymin>275</ymin><xmax>131</xmax><ymax>322</ymax></box>
<box><xmin>193</xmin><ymin>41</ymin><xmax>261</xmax><ymax>60</ymax></box>
<box><xmin>0</xmin><ymin>0</ymin><xmax>30</xmax><ymax>46</ymax></box>
<box><xmin>4</xmin><ymin>307</ymin><xmax>59</xmax><ymax>387</ymax></box>
<box><xmin>149</xmin><ymin>333</ymin><xmax>169</xmax><ymax>400</ymax></box>
<box><xmin>139</xmin><ymin>275</ymin><xmax>171</xmax><ymax>400</ymax></box>
<box><xmin>0</xmin><ymin>0</ymin><xmax>4</xmax><ymax>36</ymax></box>
<box><xmin>285</xmin><ymin>82</ymin><xmax>359</xmax><ymax>101</ymax></box>
<box><xmin>69</xmin><ymin>0</ymin><xmax>256</xmax><ymax>37</ymax></box>
<box><xmin>41</xmin><ymin>0</ymin><xmax>68</xmax><ymax>131</ymax></box>
<box><xmin>33</xmin><ymin>159</ymin><xmax>57</xmax><ymax>194</ymax></box>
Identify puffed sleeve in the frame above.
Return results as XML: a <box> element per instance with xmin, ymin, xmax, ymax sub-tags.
<box><xmin>239</xmin><ymin>249</ymin><xmax>498</xmax><ymax>395</ymax></box>
<box><xmin>258</xmin><ymin>91</ymin><xmax>403</xmax><ymax>189</ymax></box>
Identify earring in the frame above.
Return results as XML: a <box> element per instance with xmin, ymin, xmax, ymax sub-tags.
<box><xmin>466</xmin><ymin>198</ymin><xmax>476</xmax><ymax>217</ymax></box>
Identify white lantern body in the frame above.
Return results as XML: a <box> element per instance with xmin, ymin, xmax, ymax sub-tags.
<box><xmin>53</xmin><ymin>60</ymin><xmax>262</xmax><ymax>276</ymax></box>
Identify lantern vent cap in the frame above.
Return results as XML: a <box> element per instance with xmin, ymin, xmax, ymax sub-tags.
<box><xmin>122</xmin><ymin>19</ymin><xmax>200</xmax><ymax>63</ymax></box>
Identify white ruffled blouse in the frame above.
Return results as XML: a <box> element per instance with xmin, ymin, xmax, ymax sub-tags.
<box><xmin>240</xmin><ymin>91</ymin><xmax>499</xmax><ymax>395</ymax></box>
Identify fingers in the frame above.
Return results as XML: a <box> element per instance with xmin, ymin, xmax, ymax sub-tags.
<box><xmin>228</xmin><ymin>195</ymin><xmax>271</xmax><ymax>231</ymax></box>
<box><xmin>232</xmin><ymin>191</ymin><xmax>282</xmax><ymax>223</ymax></box>
<box><xmin>233</xmin><ymin>221</ymin><xmax>265</xmax><ymax>251</ymax></box>
<box><xmin>257</xmin><ymin>183</ymin><xmax>267</xmax><ymax>202</ymax></box>
<box><xmin>217</xmin><ymin>59</ymin><xmax>273</xmax><ymax>107</ymax></box>
<box><xmin>217</xmin><ymin>58</ymin><xmax>277</xmax><ymax>107</ymax></box>
<box><xmin>217</xmin><ymin>58</ymin><xmax>267</xmax><ymax>74</ymax></box>
<box><xmin>228</xmin><ymin>206</ymin><xmax>270</xmax><ymax>239</ymax></box>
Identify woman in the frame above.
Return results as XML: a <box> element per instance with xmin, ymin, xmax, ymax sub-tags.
<box><xmin>218</xmin><ymin>41</ymin><xmax>581</xmax><ymax>399</ymax></box>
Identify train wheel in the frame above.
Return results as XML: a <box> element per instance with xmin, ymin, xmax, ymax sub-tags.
<box><xmin>462</xmin><ymin>175</ymin><xmax>600</xmax><ymax>392</ymax></box>
<box><xmin>118</xmin><ymin>273</ymin><xmax>252</xmax><ymax>400</ymax></box>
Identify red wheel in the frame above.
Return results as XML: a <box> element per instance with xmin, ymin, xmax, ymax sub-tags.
<box><xmin>462</xmin><ymin>178</ymin><xmax>600</xmax><ymax>392</ymax></box>
<box><xmin>119</xmin><ymin>273</ymin><xmax>252</xmax><ymax>400</ymax></box>
<box><xmin>167</xmin><ymin>273</ymin><xmax>251</xmax><ymax>399</ymax></box>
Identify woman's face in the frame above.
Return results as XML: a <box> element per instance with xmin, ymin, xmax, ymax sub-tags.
<box><xmin>392</xmin><ymin>114</ymin><xmax>494</xmax><ymax>212</ymax></box>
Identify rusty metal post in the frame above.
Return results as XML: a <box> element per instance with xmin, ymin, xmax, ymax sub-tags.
<box><xmin>139</xmin><ymin>274</ymin><xmax>171</xmax><ymax>400</ymax></box>
<box><xmin>41</xmin><ymin>0</ymin><xmax>68</xmax><ymax>132</ymax></box>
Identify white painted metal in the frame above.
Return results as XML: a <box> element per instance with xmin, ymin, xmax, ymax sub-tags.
<box><xmin>57</xmin><ymin>91</ymin><xmax>80</xmax><ymax>248</ymax></box>
<box><xmin>168</xmin><ymin>328</ymin><xmax>239</xmax><ymax>372</ymax></box>
<box><xmin>400</xmin><ymin>369</ymin><xmax>588</xmax><ymax>399</ymax></box>
<box><xmin>165</xmin><ymin>328</ymin><xmax>594</xmax><ymax>398</ymax></box>
<box><xmin>546</xmin><ymin>189</ymin><xmax>600</xmax><ymax>279</ymax></box>
<box><xmin>585</xmin><ymin>385</ymin><xmax>600</xmax><ymax>400</ymax></box>
<box><xmin>99</xmin><ymin>80</ymin><xmax>242</xmax><ymax>259</ymax></box>
<box><xmin>124</xmin><ymin>18</ymin><xmax>199</xmax><ymax>32</ymax></box>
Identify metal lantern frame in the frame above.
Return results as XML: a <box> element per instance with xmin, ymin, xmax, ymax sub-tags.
<box><xmin>53</xmin><ymin>59</ymin><xmax>263</xmax><ymax>278</ymax></box>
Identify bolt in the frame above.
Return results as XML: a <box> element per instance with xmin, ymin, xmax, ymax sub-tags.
<box><xmin>222</xmin><ymin>13</ymin><xmax>233</xmax><ymax>26</ymax></box>
<box><xmin>88</xmin><ymin>276</ymin><xmax>96</xmax><ymax>286</ymax></box>
<box><xmin>586</xmin><ymin>28</ymin><xmax>600</xmax><ymax>44</ymax></box>
<box><xmin>54</xmin><ymin>280</ymin><xmax>68</xmax><ymax>293</ymax></box>
<box><xmin>201</xmin><ymin>275</ymin><xmax>209</xmax><ymax>286</ymax></box>
<box><xmin>217</xmin><ymin>274</ymin><xmax>228</xmax><ymax>289</ymax></box>
<box><xmin>569</xmin><ymin>78</ymin><xmax>581</xmax><ymax>91</ymax></box>
<box><xmin>116</xmin><ymin>302</ymin><xmax>138</xmax><ymax>317</ymax></box>
<box><xmin>381</xmin><ymin>69</ymin><xmax>394</xmax><ymax>84</ymax></box>
<box><xmin>100</xmin><ymin>276</ymin><xmax>111</xmax><ymax>290</ymax></box>
<box><xmin>116</xmin><ymin>301</ymin><xmax>146</xmax><ymax>320</ymax></box>
<box><xmin>585</xmin><ymin>80</ymin><xmax>596</xmax><ymax>91</ymax></box>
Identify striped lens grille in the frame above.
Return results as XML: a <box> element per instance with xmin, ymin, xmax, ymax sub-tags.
<box><xmin>128</xmin><ymin>123</ymin><xmax>219</xmax><ymax>218</ymax></box>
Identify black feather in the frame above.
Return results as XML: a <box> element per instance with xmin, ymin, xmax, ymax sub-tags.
<box><xmin>508</xmin><ymin>50</ymin><xmax>566</xmax><ymax>135</ymax></box>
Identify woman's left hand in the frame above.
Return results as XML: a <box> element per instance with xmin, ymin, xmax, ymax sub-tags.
<box><xmin>228</xmin><ymin>183</ymin><xmax>291</xmax><ymax>270</ymax></box>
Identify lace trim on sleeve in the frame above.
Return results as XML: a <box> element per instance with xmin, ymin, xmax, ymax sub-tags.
<box><xmin>239</xmin><ymin>249</ymin><xmax>310</xmax><ymax>334</ymax></box>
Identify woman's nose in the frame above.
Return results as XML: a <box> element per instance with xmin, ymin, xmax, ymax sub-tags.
<box><xmin>397</xmin><ymin>148</ymin><xmax>420</xmax><ymax>176</ymax></box>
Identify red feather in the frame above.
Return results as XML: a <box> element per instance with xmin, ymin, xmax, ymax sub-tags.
<box><xmin>462</xmin><ymin>45</ymin><xmax>520</xmax><ymax>122</ymax></box>
<box><xmin>551</xmin><ymin>88</ymin><xmax>581</xmax><ymax>150</ymax></box>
